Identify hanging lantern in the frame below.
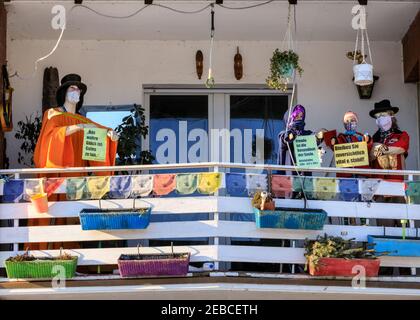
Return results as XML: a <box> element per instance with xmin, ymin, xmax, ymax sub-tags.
<box><xmin>352</xmin><ymin>5</ymin><xmax>374</xmax><ymax>86</ymax></box>
<box><xmin>205</xmin><ymin>5</ymin><xmax>215</xmax><ymax>88</ymax></box>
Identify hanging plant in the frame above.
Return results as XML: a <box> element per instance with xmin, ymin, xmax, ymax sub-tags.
<box><xmin>266</xmin><ymin>49</ymin><xmax>303</xmax><ymax>91</ymax></box>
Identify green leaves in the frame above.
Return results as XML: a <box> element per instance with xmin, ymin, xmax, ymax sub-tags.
<box><xmin>115</xmin><ymin>104</ymin><xmax>154</xmax><ymax>166</ymax></box>
<box><xmin>266</xmin><ymin>49</ymin><xmax>303</xmax><ymax>91</ymax></box>
<box><xmin>14</xmin><ymin>113</ymin><xmax>42</xmax><ymax>167</ymax></box>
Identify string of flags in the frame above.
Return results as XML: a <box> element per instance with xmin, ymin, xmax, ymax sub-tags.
<box><xmin>0</xmin><ymin>173</ymin><xmax>419</xmax><ymax>204</ymax></box>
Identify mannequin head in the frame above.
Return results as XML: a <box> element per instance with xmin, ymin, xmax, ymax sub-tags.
<box><xmin>343</xmin><ymin>111</ymin><xmax>358</xmax><ymax>133</ymax></box>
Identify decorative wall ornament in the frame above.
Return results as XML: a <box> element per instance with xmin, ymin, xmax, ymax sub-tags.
<box><xmin>234</xmin><ymin>47</ymin><xmax>243</xmax><ymax>80</ymax></box>
<box><xmin>195</xmin><ymin>50</ymin><xmax>204</xmax><ymax>80</ymax></box>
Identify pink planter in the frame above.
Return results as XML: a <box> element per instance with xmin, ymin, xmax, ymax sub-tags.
<box><xmin>309</xmin><ymin>257</ymin><xmax>380</xmax><ymax>277</ymax></box>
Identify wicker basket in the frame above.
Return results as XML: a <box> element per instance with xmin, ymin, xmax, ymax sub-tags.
<box><xmin>253</xmin><ymin>207</ymin><xmax>327</xmax><ymax>230</ymax></box>
<box><xmin>118</xmin><ymin>244</ymin><xmax>190</xmax><ymax>277</ymax></box>
<box><xmin>5</xmin><ymin>249</ymin><xmax>77</xmax><ymax>279</ymax></box>
<box><xmin>80</xmin><ymin>199</ymin><xmax>151</xmax><ymax>230</ymax></box>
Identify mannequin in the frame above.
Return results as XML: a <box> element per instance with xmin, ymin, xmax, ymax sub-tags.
<box><xmin>331</xmin><ymin>111</ymin><xmax>372</xmax><ymax>178</ymax></box>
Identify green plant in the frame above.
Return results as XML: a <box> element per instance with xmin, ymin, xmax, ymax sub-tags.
<box><xmin>266</xmin><ymin>49</ymin><xmax>303</xmax><ymax>91</ymax></box>
<box><xmin>115</xmin><ymin>104</ymin><xmax>154</xmax><ymax>166</ymax></box>
<box><xmin>304</xmin><ymin>234</ymin><xmax>383</xmax><ymax>271</ymax></box>
<box><xmin>14</xmin><ymin>113</ymin><xmax>42</xmax><ymax>167</ymax></box>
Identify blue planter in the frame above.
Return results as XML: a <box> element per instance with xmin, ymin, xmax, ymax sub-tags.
<box><xmin>253</xmin><ymin>207</ymin><xmax>327</xmax><ymax>230</ymax></box>
<box><xmin>79</xmin><ymin>208</ymin><xmax>151</xmax><ymax>230</ymax></box>
<box><xmin>368</xmin><ymin>235</ymin><xmax>420</xmax><ymax>257</ymax></box>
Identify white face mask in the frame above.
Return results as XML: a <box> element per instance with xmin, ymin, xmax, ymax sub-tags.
<box><xmin>376</xmin><ymin>115</ymin><xmax>393</xmax><ymax>131</ymax></box>
<box><xmin>66</xmin><ymin>91</ymin><xmax>80</xmax><ymax>104</ymax></box>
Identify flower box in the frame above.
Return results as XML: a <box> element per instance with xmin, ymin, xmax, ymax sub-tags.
<box><xmin>368</xmin><ymin>235</ymin><xmax>420</xmax><ymax>257</ymax></box>
<box><xmin>79</xmin><ymin>207</ymin><xmax>151</xmax><ymax>230</ymax></box>
<box><xmin>5</xmin><ymin>256</ymin><xmax>78</xmax><ymax>279</ymax></box>
<box><xmin>118</xmin><ymin>250</ymin><xmax>190</xmax><ymax>278</ymax></box>
<box><xmin>253</xmin><ymin>207</ymin><xmax>327</xmax><ymax>230</ymax></box>
<box><xmin>308</xmin><ymin>257</ymin><xmax>380</xmax><ymax>277</ymax></box>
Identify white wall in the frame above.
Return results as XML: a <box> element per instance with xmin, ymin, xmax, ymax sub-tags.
<box><xmin>5</xmin><ymin>39</ymin><xmax>419</xmax><ymax>169</ymax></box>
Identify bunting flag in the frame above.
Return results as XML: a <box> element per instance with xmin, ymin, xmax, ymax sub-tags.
<box><xmin>197</xmin><ymin>172</ymin><xmax>222</xmax><ymax>194</ymax></box>
<box><xmin>271</xmin><ymin>175</ymin><xmax>292</xmax><ymax>199</ymax></box>
<box><xmin>338</xmin><ymin>179</ymin><xmax>360</xmax><ymax>202</ymax></box>
<box><xmin>3</xmin><ymin>180</ymin><xmax>24</xmax><ymax>203</ymax></box>
<box><xmin>313</xmin><ymin>178</ymin><xmax>337</xmax><ymax>200</ymax></box>
<box><xmin>176</xmin><ymin>173</ymin><xmax>198</xmax><ymax>195</ymax></box>
<box><xmin>292</xmin><ymin>176</ymin><xmax>314</xmax><ymax>199</ymax></box>
<box><xmin>44</xmin><ymin>178</ymin><xmax>65</xmax><ymax>197</ymax></box>
<box><xmin>24</xmin><ymin>178</ymin><xmax>45</xmax><ymax>201</ymax></box>
<box><xmin>86</xmin><ymin>176</ymin><xmax>110</xmax><ymax>200</ymax></box>
<box><xmin>226</xmin><ymin>173</ymin><xmax>247</xmax><ymax>197</ymax></box>
<box><xmin>131</xmin><ymin>175</ymin><xmax>154</xmax><ymax>197</ymax></box>
<box><xmin>405</xmin><ymin>181</ymin><xmax>420</xmax><ymax>205</ymax></box>
<box><xmin>109</xmin><ymin>176</ymin><xmax>132</xmax><ymax>199</ymax></box>
<box><xmin>153</xmin><ymin>174</ymin><xmax>176</xmax><ymax>196</ymax></box>
<box><xmin>246</xmin><ymin>174</ymin><xmax>268</xmax><ymax>195</ymax></box>
<box><xmin>360</xmin><ymin>179</ymin><xmax>381</xmax><ymax>202</ymax></box>
<box><xmin>66</xmin><ymin>177</ymin><xmax>88</xmax><ymax>201</ymax></box>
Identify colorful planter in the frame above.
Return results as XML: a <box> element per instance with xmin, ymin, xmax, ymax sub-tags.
<box><xmin>5</xmin><ymin>257</ymin><xmax>78</xmax><ymax>279</ymax></box>
<box><xmin>253</xmin><ymin>207</ymin><xmax>327</xmax><ymax>230</ymax></box>
<box><xmin>308</xmin><ymin>257</ymin><xmax>380</xmax><ymax>277</ymax></box>
<box><xmin>368</xmin><ymin>235</ymin><xmax>420</xmax><ymax>257</ymax></box>
<box><xmin>79</xmin><ymin>207</ymin><xmax>151</xmax><ymax>230</ymax></box>
<box><xmin>118</xmin><ymin>252</ymin><xmax>190</xmax><ymax>277</ymax></box>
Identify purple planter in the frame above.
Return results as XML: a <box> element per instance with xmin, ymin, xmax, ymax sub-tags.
<box><xmin>118</xmin><ymin>252</ymin><xmax>190</xmax><ymax>277</ymax></box>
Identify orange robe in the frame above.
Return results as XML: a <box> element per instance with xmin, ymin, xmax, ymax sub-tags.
<box><xmin>28</xmin><ymin>108</ymin><xmax>118</xmax><ymax>250</ymax></box>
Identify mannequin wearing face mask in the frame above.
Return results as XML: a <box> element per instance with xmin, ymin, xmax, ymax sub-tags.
<box><xmin>368</xmin><ymin>100</ymin><xmax>409</xmax><ymax>182</ymax></box>
<box><xmin>34</xmin><ymin>74</ymin><xmax>118</xmax><ymax>176</ymax></box>
<box><xmin>331</xmin><ymin>111</ymin><xmax>372</xmax><ymax>178</ymax></box>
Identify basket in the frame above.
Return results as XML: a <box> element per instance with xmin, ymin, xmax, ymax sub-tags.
<box><xmin>5</xmin><ymin>249</ymin><xmax>78</xmax><ymax>279</ymax></box>
<box><xmin>368</xmin><ymin>235</ymin><xmax>420</xmax><ymax>257</ymax></box>
<box><xmin>118</xmin><ymin>243</ymin><xmax>190</xmax><ymax>278</ymax></box>
<box><xmin>79</xmin><ymin>199</ymin><xmax>151</xmax><ymax>230</ymax></box>
<box><xmin>253</xmin><ymin>207</ymin><xmax>327</xmax><ymax>230</ymax></box>
<box><xmin>308</xmin><ymin>257</ymin><xmax>380</xmax><ymax>277</ymax></box>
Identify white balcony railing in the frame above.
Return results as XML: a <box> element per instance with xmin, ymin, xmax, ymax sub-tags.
<box><xmin>0</xmin><ymin>162</ymin><xmax>419</xmax><ymax>282</ymax></box>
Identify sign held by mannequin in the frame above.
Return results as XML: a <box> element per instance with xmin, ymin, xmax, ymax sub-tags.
<box><xmin>82</xmin><ymin>128</ymin><xmax>108</xmax><ymax>162</ymax></box>
<box><xmin>293</xmin><ymin>135</ymin><xmax>321</xmax><ymax>168</ymax></box>
<box><xmin>334</xmin><ymin>141</ymin><xmax>369</xmax><ymax>168</ymax></box>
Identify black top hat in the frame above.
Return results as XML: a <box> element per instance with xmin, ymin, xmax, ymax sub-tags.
<box><xmin>369</xmin><ymin>99</ymin><xmax>399</xmax><ymax>118</ymax></box>
<box><xmin>56</xmin><ymin>74</ymin><xmax>87</xmax><ymax>113</ymax></box>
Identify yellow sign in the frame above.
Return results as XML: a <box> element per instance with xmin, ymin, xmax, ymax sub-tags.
<box><xmin>334</xmin><ymin>141</ymin><xmax>369</xmax><ymax>168</ymax></box>
<box><xmin>82</xmin><ymin>128</ymin><xmax>108</xmax><ymax>162</ymax></box>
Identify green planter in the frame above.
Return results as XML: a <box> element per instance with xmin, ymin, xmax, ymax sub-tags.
<box><xmin>5</xmin><ymin>257</ymin><xmax>78</xmax><ymax>279</ymax></box>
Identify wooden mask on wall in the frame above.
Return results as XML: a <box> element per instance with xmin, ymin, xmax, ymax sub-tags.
<box><xmin>196</xmin><ymin>50</ymin><xmax>203</xmax><ymax>80</ymax></box>
<box><xmin>234</xmin><ymin>47</ymin><xmax>243</xmax><ymax>80</ymax></box>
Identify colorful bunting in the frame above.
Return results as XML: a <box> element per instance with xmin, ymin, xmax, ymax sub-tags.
<box><xmin>66</xmin><ymin>177</ymin><xmax>88</xmax><ymax>201</ymax></box>
<box><xmin>176</xmin><ymin>174</ymin><xmax>198</xmax><ymax>195</ymax></box>
<box><xmin>360</xmin><ymin>179</ymin><xmax>381</xmax><ymax>202</ymax></box>
<box><xmin>131</xmin><ymin>175</ymin><xmax>154</xmax><ymax>197</ymax></box>
<box><xmin>246</xmin><ymin>174</ymin><xmax>268</xmax><ymax>195</ymax></box>
<box><xmin>24</xmin><ymin>178</ymin><xmax>45</xmax><ymax>201</ymax></box>
<box><xmin>313</xmin><ymin>178</ymin><xmax>337</xmax><ymax>200</ymax></box>
<box><xmin>86</xmin><ymin>176</ymin><xmax>110</xmax><ymax>200</ymax></box>
<box><xmin>44</xmin><ymin>178</ymin><xmax>65</xmax><ymax>197</ymax></box>
<box><xmin>3</xmin><ymin>180</ymin><xmax>24</xmax><ymax>203</ymax></box>
<box><xmin>153</xmin><ymin>174</ymin><xmax>176</xmax><ymax>196</ymax></box>
<box><xmin>271</xmin><ymin>175</ymin><xmax>292</xmax><ymax>198</ymax></box>
<box><xmin>226</xmin><ymin>173</ymin><xmax>247</xmax><ymax>197</ymax></box>
<box><xmin>292</xmin><ymin>176</ymin><xmax>314</xmax><ymax>199</ymax></box>
<box><xmin>338</xmin><ymin>179</ymin><xmax>360</xmax><ymax>202</ymax></box>
<box><xmin>405</xmin><ymin>181</ymin><xmax>420</xmax><ymax>205</ymax></box>
<box><xmin>109</xmin><ymin>176</ymin><xmax>132</xmax><ymax>199</ymax></box>
<box><xmin>197</xmin><ymin>172</ymin><xmax>222</xmax><ymax>194</ymax></box>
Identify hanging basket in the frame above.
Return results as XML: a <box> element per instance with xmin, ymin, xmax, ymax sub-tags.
<box><xmin>308</xmin><ymin>256</ymin><xmax>380</xmax><ymax>277</ymax></box>
<box><xmin>79</xmin><ymin>199</ymin><xmax>151</xmax><ymax>230</ymax></box>
<box><xmin>353</xmin><ymin>63</ymin><xmax>373</xmax><ymax>86</ymax></box>
<box><xmin>118</xmin><ymin>243</ymin><xmax>190</xmax><ymax>278</ymax></box>
<box><xmin>368</xmin><ymin>235</ymin><xmax>420</xmax><ymax>257</ymax></box>
<box><xmin>5</xmin><ymin>249</ymin><xmax>78</xmax><ymax>279</ymax></box>
<box><xmin>253</xmin><ymin>207</ymin><xmax>327</xmax><ymax>230</ymax></box>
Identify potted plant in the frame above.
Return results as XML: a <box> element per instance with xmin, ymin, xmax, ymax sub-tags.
<box><xmin>305</xmin><ymin>234</ymin><xmax>383</xmax><ymax>277</ymax></box>
<box><xmin>347</xmin><ymin>51</ymin><xmax>379</xmax><ymax>99</ymax></box>
<box><xmin>266</xmin><ymin>49</ymin><xmax>303</xmax><ymax>91</ymax></box>
<box><xmin>5</xmin><ymin>248</ymin><xmax>78</xmax><ymax>279</ymax></box>
<box><xmin>251</xmin><ymin>191</ymin><xmax>327</xmax><ymax>230</ymax></box>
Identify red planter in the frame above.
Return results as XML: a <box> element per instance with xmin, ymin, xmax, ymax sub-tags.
<box><xmin>309</xmin><ymin>257</ymin><xmax>380</xmax><ymax>277</ymax></box>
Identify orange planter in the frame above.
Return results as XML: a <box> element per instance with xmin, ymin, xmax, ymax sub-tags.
<box><xmin>309</xmin><ymin>257</ymin><xmax>380</xmax><ymax>277</ymax></box>
<box><xmin>30</xmin><ymin>193</ymin><xmax>49</xmax><ymax>214</ymax></box>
